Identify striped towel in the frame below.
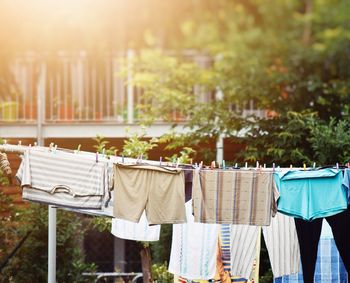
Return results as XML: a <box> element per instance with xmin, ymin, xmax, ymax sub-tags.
<box><xmin>192</xmin><ymin>169</ymin><xmax>278</xmax><ymax>226</ymax></box>
<box><xmin>16</xmin><ymin>148</ymin><xmax>108</xmax><ymax>209</ymax></box>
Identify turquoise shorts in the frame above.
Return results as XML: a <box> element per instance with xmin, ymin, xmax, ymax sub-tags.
<box><xmin>274</xmin><ymin>169</ymin><xmax>348</xmax><ymax>221</ymax></box>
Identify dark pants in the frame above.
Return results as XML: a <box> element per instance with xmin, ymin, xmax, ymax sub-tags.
<box><xmin>294</xmin><ymin>208</ymin><xmax>350</xmax><ymax>283</ymax></box>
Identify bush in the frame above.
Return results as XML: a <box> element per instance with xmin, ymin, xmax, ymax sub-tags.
<box><xmin>1</xmin><ymin>204</ymin><xmax>96</xmax><ymax>283</ymax></box>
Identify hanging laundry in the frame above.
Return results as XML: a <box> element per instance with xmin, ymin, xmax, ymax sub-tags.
<box><xmin>111</xmin><ymin>210</ymin><xmax>161</xmax><ymax>242</ymax></box>
<box><xmin>293</xmin><ymin>207</ymin><xmax>350</xmax><ymax>283</ymax></box>
<box><xmin>192</xmin><ymin>169</ymin><xmax>278</xmax><ymax>225</ymax></box>
<box><xmin>274</xmin><ymin>220</ymin><xmax>348</xmax><ymax>283</ymax></box>
<box><xmin>168</xmin><ymin>201</ymin><xmax>219</xmax><ymax>280</ymax></box>
<box><xmin>230</xmin><ymin>212</ymin><xmax>300</xmax><ymax>279</ymax></box>
<box><xmin>113</xmin><ymin>163</ymin><xmax>186</xmax><ymax>225</ymax></box>
<box><xmin>16</xmin><ymin>148</ymin><xmax>108</xmax><ymax>209</ymax></box>
<box><xmin>341</xmin><ymin>168</ymin><xmax>350</xmax><ymax>203</ymax></box>
<box><xmin>219</xmin><ymin>224</ymin><xmax>258</xmax><ymax>283</ymax></box>
<box><xmin>274</xmin><ymin>169</ymin><xmax>347</xmax><ymax>220</ymax></box>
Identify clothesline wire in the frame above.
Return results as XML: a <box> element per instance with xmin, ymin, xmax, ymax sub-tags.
<box><xmin>0</xmin><ymin>143</ymin><xmax>348</xmax><ymax>172</ymax></box>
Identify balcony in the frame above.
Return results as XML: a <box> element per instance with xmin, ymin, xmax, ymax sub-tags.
<box><xmin>0</xmin><ymin>51</ymin><xmax>266</xmax><ymax>139</ymax></box>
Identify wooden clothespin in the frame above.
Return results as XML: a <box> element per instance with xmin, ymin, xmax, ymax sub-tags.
<box><xmin>76</xmin><ymin>144</ymin><xmax>81</xmax><ymax>153</ymax></box>
<box><xmin>290</xmin><ymin>164</ymin><xmax>293</xmax><ymax>169</ymax></box>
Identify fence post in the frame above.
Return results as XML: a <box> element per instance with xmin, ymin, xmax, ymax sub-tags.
<box><xmin>127</xmin><ymin>49</ymin><xmax>134</xmax><ymax>124</ymax></box>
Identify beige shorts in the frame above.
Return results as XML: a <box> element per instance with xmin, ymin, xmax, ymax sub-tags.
<box><xmin>113</xmin><ymin>163</ymin><xmax>186</xmax><ymax>225</ymax></box>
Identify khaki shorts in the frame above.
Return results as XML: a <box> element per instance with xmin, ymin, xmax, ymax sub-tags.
<box><xmin>113</xmin><ymin>163</ymin><xmax>186</xmax><ymax>225</ymax></box>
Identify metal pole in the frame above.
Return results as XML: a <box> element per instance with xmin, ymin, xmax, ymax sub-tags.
<box><xmin>215</xmin><ymin>87</ymin><xmax>224</xmax><ymax>164</ymax></box>
<box><xmin>37</xmin><ymin>60</ymin><xmax>56</xmax><ymax>283</ymax></box>
<box><xmin>127</xmin><ymin>49</ymin><xmax>134</xmax><ymax>124</ymax></box>
<box><xmin>48</xmin><ymin>206</ymin><xmax>57</xmax><ymax>283</ymax></box>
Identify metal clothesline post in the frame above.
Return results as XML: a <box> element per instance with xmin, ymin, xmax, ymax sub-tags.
<box><xmin>37</xmin><ymin>62</ymin><xmax>56</xmax><ymax>283</ymax></box>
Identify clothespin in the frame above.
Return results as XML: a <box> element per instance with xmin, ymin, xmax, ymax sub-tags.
<box><xmin>336</xmin><ymin>163</ymin><xmax>339</xmax><ymax>170</ymax></box>
<box><xmin>29</xmin><ymin>144</ymin><xmax>32</xmax><ymax>148</ymax></box>
<box><xmin>176</xmin><ymin>158</ymin><xmax>180</xmax><ymax>168</ymax></box>
<box><xmin>211</xmin><ymin>161</ymin><xmax>216</xmax><ymax>169</ymax></box>
<box><xmin>313</xmin><ymin>162</ymin><xmax>316</xmax><ymax>169</ymax></box>
<box><xmin>3</xmin><ymin>140</ymin><xmax>7</xmax><ymax>145</ymax></box>
<box><xmin>256</xmin><ymin>161</ymin><xmax>259</xmax><ymax>169</ymax></box>
<box><xmin>222</xmin><ymin>160</ymin><xmax>226</xmax><ymax>169</ymax></box>
<box><xmin>102</xmin><ymin>148</ymin><xmax>106</xmax><ymax>156</ymax></box>
<box><xmin>18</xmin><ymin>140</ymin><xmax>22</xmax><ymax>146</ymax></box>
<box><xmin>122</xmin><ymin>155</ymin><xmax>124</xmax><ymax>163</ymax></box>
<box><xmin>259</xmin><ymin>165</ymin><xmax>262</xmax><ymax>173</ymax></box>
<box><xmin>96</xmin><ymin>152</ymin><xmax>99</xmax><ymax>163</ymax></box>
<box><xmin>34</xmin><ymin>142</ymin><xmax>37</xmax><ymax>146</ymax></box>
<box><xmin>234</xmin><ymin>163</ymin><xmax>238</xmax><ymax>168</ymax></box>
<box><xmin>272</xmin><ymin>163</ymin><xmax>275</xmax><ymax>172</ymax></box>
<box><xmin>200</xmin><ymin>161</ymin><xmax>203</xmax><ymax>168</ymax></box>
<box><xmin>290</xmin><ymin>164</ymin><xmax>293</xmax><ymax>169</ymax></box>
<box><xmin>76</xmin><ymin>144</ymin><xmax>81</xmax><ymax>153</ymax></box>
<box><xmin>49</xmin><ymin>143</ymin><xmax>53</xmax><ymax>151</ymax></box>
<box><xmin>159</xmin><ymin>157</ymin><xmax>162</xmax><ymax>166</ymax></box>
<box><xmin>245</xmin><ymin>162</ymin><xmax>248</xmax><ymax>169</ymax></box>
<box><xmin>303</xmin><ymin>163</ymin><xmax>306</xmax><ymax>171</ymax></box>
<box><xmin>263</xmin><ymin>163</ymin><xmax>266</xmax><ymax>169</ymax></box>
<box><xmin>54</xmin><ymin>145</ymin><xmax>57</xmax><ymax>152</ymax></box>
<box><xmin>190</xmin><ymin>158</ymin><xmax>193</xmax><ymax>165</ymax></box>
<box><xmin>114</xmin><ymin>149</ymin><xmax>118</xmax><ymax>156</ymax></box>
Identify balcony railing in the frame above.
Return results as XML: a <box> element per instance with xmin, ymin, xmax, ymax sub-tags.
<box><xmin>0</xmin><ymin>51</ymin><xmax>266</xmax><ymax>124</ymax></box>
